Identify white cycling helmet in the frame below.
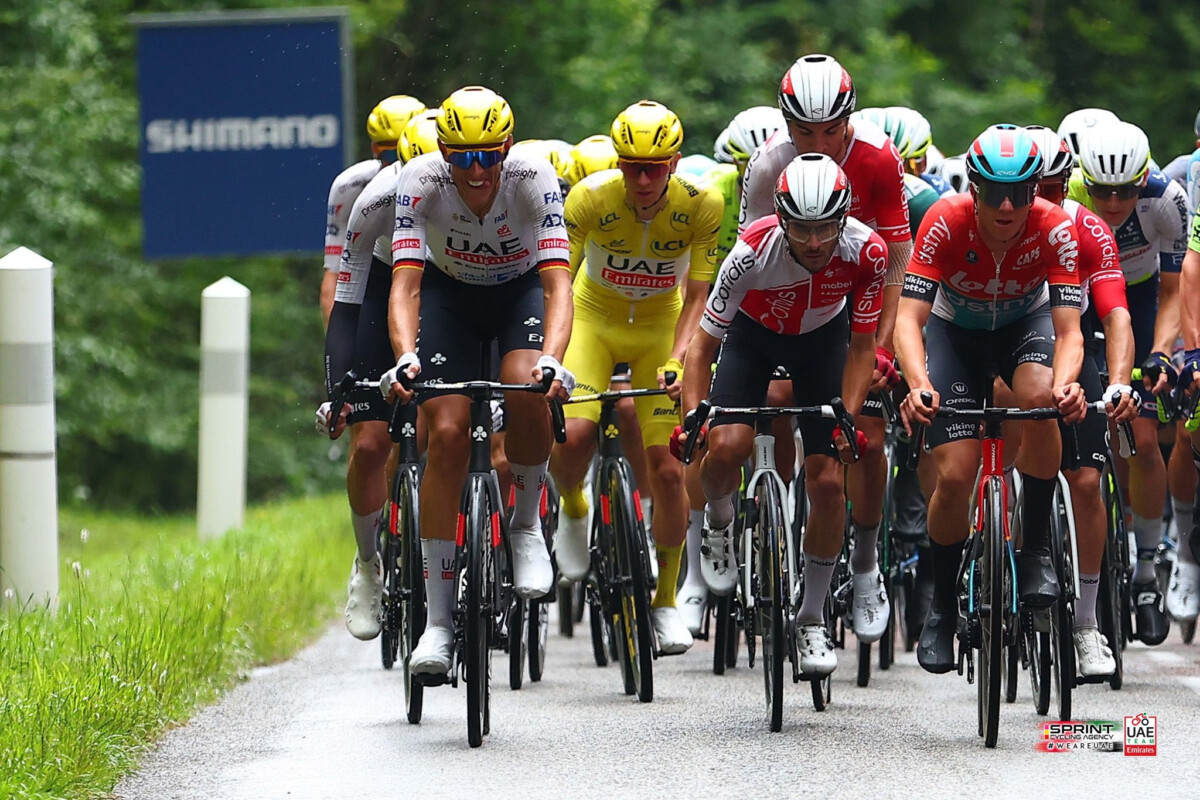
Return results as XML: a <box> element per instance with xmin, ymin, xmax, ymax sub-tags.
<box><xmin>726</xmin><ymin>106</ymin><xmax>786</xmax><ymax>162</ymax></box>
<box><xmin>774</xmin><ymin>152</ymin><xmax>852</xmax><ymax>223</ymax></box>
<box><xmin>778</xmin><ymin>54</ymin><xmax>856</xmax><ymax>123</ymax></box>
<box><xmin>887</xmin><ymin>107</ymin><xmax>934</xmax><ymax>159</ymax></box>
<box><xmin>1056</xmin><ymin>107</ymin><xmax>1120</xmax><ymax>159</ymax></box>
<box><xmin>1078</xmin><ymin>120</ymin><xmax>1152</xmax><ymax>186</ymax></box>
<box><xmin>713</xmin><ymin>126</ymin><xmax>735</xmax><ymax>164</ymax></box>
<box><xmin>1023</xmin><ymin>125</ymin><xmax>1073</xmax><ymax>180</ymax></box>
<box><xmin>677</xmin><ymin>153</ymin><xmax>719</xmax><ymax>177</ymax></box>
<box><xmin>936</xmin><ymin>154</ymin><xmax>969</xmax><ymax>193</ymax></box>
<box><xmin>925</xmin><ymin>142</ymin><xmax>946</xmax><ymax>172</ymax></box>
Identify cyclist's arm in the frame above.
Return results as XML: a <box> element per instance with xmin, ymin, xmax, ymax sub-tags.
<box><xmin>671</xmin><ymin>277</ymin><xmax>711</xmax><ymax>365</ymax></box>
<box><xmin>1152</xmin><ymin>185</ymin><xmax>1188</xmax><ymax>354</ymax></box>
<box><xmin>540</xmin><ymin>266</ymin><xmax>573</xmax><ymax>362</ymax></box>
<box><xmin>872</xmin><ymin>147</ymin><xmax>914</xmax><ymax>354</ymax></box>
<box><xmin>320</xmin><ymin>271</ymin><xmax>337</xmax><ymax>330</ymax></box>
<box><xmin>842</xmin><ymin>331</ymin><xmax>876</xmax><ymax>418</ymax></box>
<box><xmin>1185</xmin><ymin>246</ymin><xmax>1200</xmax><ymax>352</ymax></box>
<box><xmin>1151</xmin><ymin>270</ymin><xmax>1181</xmax><ymax>356</ymax></box>
<box><xmin>388</xmin><ymin>266</ymin><xmax>422</xmax><ymax>357</ymax></box>
<box><xmin>563</xmin><ymin>180</ymin><xmax>591</xmax><ymax>276</ymax></box>
<box><xmin>683</xmin><ymin>328</ymin><xmax>721</xmax><ymax>415</ymax></box>
<box><xmin>1100</xmin><ymin>307</ymin><xmax>1135</xmax><ymax>387</ymax></box>
<box><xmin>1050</xmin><ymin>305</ymin><xmax>1084</xmax><ymax>389</ymax></box>
<box><xmin>672</xmin><ymin>187</ymin><xmax>725</xmax><ymax>362</ymax></box>
<box><xmin>894</xmin><ymin>295</ymin><xmax>932</xmax><ymax>391</ymax></box>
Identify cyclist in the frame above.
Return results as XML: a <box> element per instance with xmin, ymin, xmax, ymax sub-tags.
<box><xmin>1180</xmin><ymin>215</ymin><xmax>1200</xmax><ymax>566</ymax></box>
<box><xmin>896</xmin><ymin>125</ymin><xmax>1086</xmax><ymax>675</ymax></box>
<box><xmin>1068</xmin><ymin>120</ymin><xmax>1187</xmax><ymax>645</ymax></box>
<box><xmin>317</xmin><ymin>93</ymin><xmax>426</xmax><ymax>641</ymax></box>
<box><xmin>679</xmin><ymin>153</ymin><xmax>886</xmax><ymax>674</ymax></box>
<box><xmin>734</xmin><ymin>54</ymin><xmax>912</xmax><ymax>644</ymax></box>
<box><xmin>1056</xmin><ymin>107</ymin><xmax>1119</xmax><ymax>160</ymax></box>
<box><xmin>879</xmin><ymin>106</ymin><xmax>954</xmax><ymax>196</ymax></box>
<box><xmin>1028</xmin><ymin>124</ymin><xmax>1137</xmax><ymax>675</ymax></box>
<box><xmin>549</xmin><ymin>100</ymin><xmax>723</xmax><ymax>654</ymax></box>
<box><xmin>566</xmin><ymin>134</ymin><xmax>619</xmax><ymax>187</ymax></box>
<box><xmin>322</xmin><ymin>95</ymin><xmax>426</xmax><ymax>328</ymax></box>
<box><xmin>382</xmin><ymin>86</ymin><xmax>575</xmax><ymax>676</ymax></box>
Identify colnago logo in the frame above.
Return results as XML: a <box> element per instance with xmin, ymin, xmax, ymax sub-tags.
<box><xmin>145</xmin><ymin>115</ymin><xmax>340</xmax><ymax>153</ymax></box>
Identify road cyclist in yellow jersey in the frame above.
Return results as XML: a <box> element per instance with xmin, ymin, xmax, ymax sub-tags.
<box><xmin>549</xmin><ymin>100</ymin><xmax>724</xmax><ymax>654</ymax></box>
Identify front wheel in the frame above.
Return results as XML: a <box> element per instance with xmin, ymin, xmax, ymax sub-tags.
<box><xmin>464</xmin><ymin>479</ymin><xmax>496</xmax><ymax>748</ymax></box>
<box><xmin>978</xmin><ymin>477</ymin><xmax>1006</xmax><ymax>748</ymax></box>
<box><xmin>756</xmin><ymin>481</ymin><xmax>787</xmax><ymax>732</ymax></box>
<box><xmin>608</xmin><ymin>461</ymin><xmax>654</xmax><ymax>703</ymax></box>
<box><xmin>528</xmin><ymin>598</ymin><xmax>548</xmax><ymax>682</ymax></box>
<box><xmin>394</xmin><ymin>469</ymin><xmax>425</xmax><ymax>724</ymax></box>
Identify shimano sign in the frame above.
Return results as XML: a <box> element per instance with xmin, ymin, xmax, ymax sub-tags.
<box><xmin>133</xmin><ymin>9</ymin><xmax>353</xmax><ymax>258</ymax></box>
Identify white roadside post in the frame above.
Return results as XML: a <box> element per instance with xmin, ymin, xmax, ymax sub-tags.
<box><xmin>197</xmin><ymin>277</ymin><xmax>250</xmax><ymax>539</ymax></box>
<box><xmin>0</xmin><ymin>247</ymin><xmax>59</xmax><ymax>608</ymax></box>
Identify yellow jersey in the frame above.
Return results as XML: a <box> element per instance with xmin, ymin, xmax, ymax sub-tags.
<box><xmin>565</xmin><ymin>169</ymin><xmax>724</xmax><ymax>321</ymax></box>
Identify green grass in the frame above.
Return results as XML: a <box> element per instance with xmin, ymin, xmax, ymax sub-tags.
<box><xmin>0</xmin><ymin>494</ymin><xmax>349</xmax><ymax>800</ymax></box>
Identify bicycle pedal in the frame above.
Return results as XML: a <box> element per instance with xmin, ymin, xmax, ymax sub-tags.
<box><xmin>415</xmin><ymin>672</ymin><xmax>450</xmax><ymax>687</ymax></box>
<box><xmin>1076</xmin><ymin>673</ymin><xmax>1109</xmax><ymax>685</ymax></box>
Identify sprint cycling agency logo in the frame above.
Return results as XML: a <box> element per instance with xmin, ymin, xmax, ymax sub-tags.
<box><xmin>1036</xmin><ymin>715</ymin><xmax>1156</xmax><ymax>755</ymax></box>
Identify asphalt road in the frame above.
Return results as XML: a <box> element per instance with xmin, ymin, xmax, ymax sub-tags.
<box><xmin>115</xmin><ymin>607</ymin><xmax>1199</xmax><ymax>800</ymax></box>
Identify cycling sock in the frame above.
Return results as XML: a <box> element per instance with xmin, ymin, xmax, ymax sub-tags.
<box><xmin>509</xmin><ymin>461</ymin><xmax>548</xmax><ymax>530</ymax></box>
<box><xmin>706</xmin><ymin>493</ymin><xmax>735</xmax><ymax>529</ymax></box>
<box><xmin>421</xmin><ymin>539</ymin><xmax>456</xmax><ymax>629</ymax></box>
<box><xmin>640</xmin><ymin>495</ymin><xmax>653</xmax><ymax>531</ymax></box>
<box><xmin>1131</xmin><ymin>513</ymin><xmax>1162</xmax><ymax>583</ymax></box>
<box><xmin>684</xmin><ymin>510</ymin><xmax>705</xmax><ymax>587</ymax></box>
<box><xmin>351</xmin><ymin>508</ymin><xmax>383</xmax><ymax>561</ymax></box>
<box><xmin>796</xmin><ymin>554</ymin><xmax>837</xmax><ymax>624</ymax></box>
<box><xmin>1075</xmin><ymin>573</ymin><xmax>1100</xmax><ymax>629</ymax></box>
<box><xmin>1019</xmin><ymin>473</ymin><xmax>1057</xmax><ymax>555</ymax></box>
<box><xmin>928</xmin><ymin>539</ymin><xmax>965</xmax><ymax>613</ymax></box>
<box><xmin>652</xmin><ymin>544</ymin><xmax>684</xmax><ymax>608</ymax></box>
<box><xmin>1174</xmin><ymin>498</ymin><xmax>1196</xmax><ymax>566</ymax></box>
<box><xmin>560</xmin><ymin>481</ymin><xmax>589</xmax><ymax>520</ymax></box>
<box><xmin>850</xmin><ymin>521</ymin><xmax>881</xmax><ymax>574</ymax></box>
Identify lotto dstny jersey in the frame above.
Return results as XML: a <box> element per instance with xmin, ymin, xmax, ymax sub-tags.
<box><xmin>334</xmin><ymin>161</ymin><xmax>407</xmax><ymax>305</ymax></box>
<box><xmin>391</xmin><ymin>152</ymin><xmax>569</xmax><ymax>284</ymax></box>
<box><xmin>903</xmin><ymin>195</ymin><xmax>1081</xmax><ymax>331</ymax></box>
<box><xmin>701</xmin><ymin>215</ymin><xmax>887</xmax><ymax>338</ymax></box>
<box><xmin>1063</xmin><ymin>198</ymin><xmax>1126</xmax><ymax>319</ymax></box>
<box><xmin>324</xmin><ymin>159</ymin><xmax>383</xmax><ymax>272</ymax></box>
<box><xmin>738</xmin><ymin>121</ymin><xmax>910</xmax><ymax>244</ymax></box>
<box><xmin>1067</xmin><ymin>168</ymin><xmax>1187</xmax><ymax>285</ymax></box>
<box><xmin>565</xmin><ymin>169</ymin><xmax>724</xmax><ymax>320</ymax></box>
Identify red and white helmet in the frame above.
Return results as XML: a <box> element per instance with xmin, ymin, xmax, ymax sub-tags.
<box><xmin>1023</xmin><ymin>125</ymin><xmax>1073</xmax><ymax>180</ymax></box>
<box><xmin>774</xmin><ymin>153</ymin><xmax>852</xmax><ymax>223</ymax></box>
<box><xmin>778</xmin><ymin>54</ymin><xmax>856</xmax><ymax>124</ymax></box>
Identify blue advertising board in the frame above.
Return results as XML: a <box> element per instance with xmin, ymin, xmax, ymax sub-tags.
<box><xmin>132</xmin><ymin>9</ymin><xmax>353</xmax><ymax>259</ymax></box>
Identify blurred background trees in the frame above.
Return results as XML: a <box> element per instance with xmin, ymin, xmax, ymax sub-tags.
<box><xmin>2</xmin><ymin>0</ymin><xmax>1195</xmax><ymax>509</ymax></box>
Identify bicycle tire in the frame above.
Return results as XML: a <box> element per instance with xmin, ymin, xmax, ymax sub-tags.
<box><xmin>528</xmin><ymin>598</ymin><xmax>548</xmax><ymax>682</ymax></box>
<box><xmin>757</xmin><ymin>479</ymin><xmax>787</xmax><ymax>731</ymax></box>
<box><xmin>1097</xmin><ymin>547</ymin><xmax>1124</xmax><ymax>690</ymax></box>
<box><xmin>464</xmin><ymin>478</ymin><xmax>495</xmax><ymax>748</ymax></box>
<box><xmin>812</xmin><ymin>593</ymin><xmax>834</xmax><ymax>712</ymax></box>
<box><xmin>857</xmin><ymin>642</ymin><xmax>871</xmax><ymax>687</ymax></box>
<box><xmin>380</xmin><ymin>508</ymin><xmax>401</xmax><ymax>671</ymax></box>
<box><xmin>396</xmin><ymin>467</ymin><xmax>425</xmax><ymax>725</ymax></box>
<box><xmin>713</xmin><ymin>593</ymin><xmax>733</xmax><ymax>675</ymax></box>
<box><xmin>508</xmin><ymin>598</ymin><xmax>526</xmax><ymax>690</ymax></box>
<box><xmin>1050</xmin><ymin>494</ymin><xmax>1073</xmax><ymax>721</ymax></box>
<box><xmin>1027</xmin><ymin>618</ymin><xmax>1051</xmax><ymax>715</ymax></box>
<box><xmin>608</xmin><ymin>460</ymin><xmax>654</xmax><ymax>703</ymax></box>
<box><xmin>557</xmin><ymin>582</ymin><xmax>575</xmax><ymax>638</ymax></box>
<box><xmin>979</xmin><ymin>476</ymin><xmax>1005</xmax><ymax>748</ymax></box>
<box><xmin>1003</xmin><ymin>638</ymin><xmax>1018</xmax><ymax>704</ymax></box>
<box><xmin>587</xmin><ymin>592</ymin><xmax>610</xmax><ymax>667</ymax></box>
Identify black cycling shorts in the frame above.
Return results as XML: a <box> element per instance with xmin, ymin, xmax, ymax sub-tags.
<box><xmin>1061</xmin><ymin>350</ymin><xmax>1107</xmax><ymax>472</ymax></box>
<box><xmin>416</xmin><ymin>265</ymin><xmax>545</xmax><ymax>394</ymax></box>
<box><xmin>708</xmin><ymin>310</ymin><xmax>849</xmax><ymax>459</ymax></box>
<box><xmin>924</xmin><ymin>308</ymin><xmax>1055</xmax><ymax>448</ymax></box>
<box><xmin>346</xmin><ymin>257</ymin><xmax>399</xmax><ymax>425</ymax></box>
<box><xmin>1088</xmin><ymin>274</ymin><xmax>1159</xmax><ymax>420</ymax></box>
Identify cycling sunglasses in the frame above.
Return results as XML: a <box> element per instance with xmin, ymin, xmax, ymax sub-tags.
<box><xmin>1085</xmin><ymin>181</ymin><xmax>1141</xmax><ymax>201</ymax></box>
<box><xmin>618</xmin><ymin>158</ymin><xmax>673</xmax><ymax>181</ymax></box>
<box><xmin>972</xmin><ymin>179</ymin><xmax>1037</xmax><ymax>209</ymax></box>
<box><xmin>1036</xmin><ymin>179</ymin><xmax>1066</xmax><ymax>205</ymax></box>
<box><xmin>784</xmin><ymin>219</ymin><xmax>842</xmax><ymax>245</ymax></box>
<box><xmin>444</xmin><ymin>146</ymin><xmax>506</xmax><ymax>170</ymax></box>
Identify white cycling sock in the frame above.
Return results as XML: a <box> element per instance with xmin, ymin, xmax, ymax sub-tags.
<box><xmin>850</xmin><ymin>522</ymin><xmax>880</xmax><ymax>575</ymax></box>
<box><xmin>352</xmin><ymin>508</ymin><xmax>383</xmax><ymax>561</ymax></box>
<box><xmin>706</xmin><ymin>493</ymin><xmax>735</xmax><ymax>530</ymax></box>
<box><xmin>641</xmin><ymin>496</ymin><xmax>653</xmax><ymax>530</ymax></box>
<box><xmin>684</xmin><ymin>510</ymin><xmax>705</xmax><ymax>588</ymax></box>
<box><xmin>1075</xmin><ymin>573</ymin><xmax>1100</xmax><ymax>629</ymax></box>
<box><xmin>1173</xmin><ymin>498</ymin><xmax>1196</xmax><ymax>566</ymax></box>
<box><xmin>1132</xmin><ymin>513</ymin><xmax>1162</xmax><ymax>583</ymax></box>
<box><xmin>422</xmin><ymin>539</ymin><xmax>456</xmax><ymax>629</ymax></box>
<box><xmin>796</xmin><ymin>554</ymin><xmax>837</xmax><ymax>624</ymax></box>
<box><xmin>510</xmin><ymin>461</ymin><xmax>548</xmax><ymax>530</ymax></box>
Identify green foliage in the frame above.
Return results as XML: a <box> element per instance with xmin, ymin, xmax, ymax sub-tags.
<box><xmin>0</xmin><ymin>495</ymin><xmax>346</xmax><ymax>800</ymax></box>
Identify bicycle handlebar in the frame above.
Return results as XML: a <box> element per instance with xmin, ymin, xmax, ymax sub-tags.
<box><xmin>679</xmin><ymin>397</ymin><xmax>859</xmax><ymax>466</ymax></box>
<box><xmin>326</xmin><ymin>369</ymin><xmax>360</xmax><ymax>440</ymax></box>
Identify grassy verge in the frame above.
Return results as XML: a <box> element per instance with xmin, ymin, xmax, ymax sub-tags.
<box><xmin>0</xmin><ymin>494</ymin><xmax>348</xmax><ymax>800</ymax></box>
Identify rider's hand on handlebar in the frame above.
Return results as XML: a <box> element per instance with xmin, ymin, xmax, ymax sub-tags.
<box><xmin>314</xmin><ymin>401</ymin><xmax>350</xmax><ymax>439</ymax></box>
<box><xmin>870</xmin><ymin>346</ymin><xmax>900</xmax><ymax>391</ymax></box>
<box><xmin>657</xmin><ymin>357</ymin><xmax>684</xmax><ymax>402</ymax></box>
<box><xmin>831</xmin><ymin>426</ymin><xmax>868</xmax><ymax>465</ymax></box>
<box><xmin>1053</xmin><ymin>381</ymin><xmax>1087</xmax><ymax>424</ymax></box>
<box><xmin>381</xmin><ymin>352</ymin><xmax>421</xmax><ymax>403</ymax></box>
<box><xmin>1141</xmin><ymin>351</ymin><xmax>1176</xmax><ymax>396</ymax></box>
<box><xmin>670</xmin><ymin>409</ymin><xmax>707</xmax><ymax>462</ymax></box>
<box><xmin>900</xmin><ymin>387</ymin><xmax>939</xmax><ymax>435</ymax></box>
<box><xmin>1102</xmin><ymin>383</ymin><xmax>1139</xmax><ymax>423</ymax></box>
<box><xmin>534</xmin><ymin>354</ymin><xmax>575</xmax><ymax>402</ymax></box>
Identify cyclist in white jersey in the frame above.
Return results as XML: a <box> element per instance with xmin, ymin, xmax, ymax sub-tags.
<box><xmin>381</xmin><ymin>87</ymin><xmax>575</xmax><ymax>677</ymax></box>
<box><xmin>1068</xmin><ymin>120</ymin><xmax>1187</xmax><ymax>645</ymax></box>
<box><xmin>316</xmin><ymin>94</ymin><xmax>426</xmax><ymax>641</ymax></box>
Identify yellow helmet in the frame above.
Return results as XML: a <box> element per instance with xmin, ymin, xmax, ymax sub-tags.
<box><xmin>610</xmin><ymin>100</ymin><xmax>683</xmax><ymax>159</ymax></box>
<box><xmin>366</xmin><ymin>95</ymin><xmax>427</xmax><ymax>143</ymax></box>
<box><xmin>437</xmin><ymin>86</ymin><xmax>514</xmax><ymax>147</ymax></box>
<box><xmin>567</xmin><ymin>134</ymin><xmax>619</xmax><ymax>184</ymax></box>
<box><xmin>543</xmin><ymin>139</ymin><xmax>576</xmax><ymax>184</ymax></box>
<box><xmin>398</xmin><ymin>109</ymin><xmax>440</xmax><ymax>162</ymax></box>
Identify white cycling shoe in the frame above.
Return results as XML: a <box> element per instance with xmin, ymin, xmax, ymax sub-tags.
<box><xmin>700</xmin><ymin>519</ymin><xmax>737</xmax><ymax>596</ymax></box>
<box><xmin>797</xmin><ymin>622</ymin><xmax>837</xmax><ymax>677</ymax></box>
<box><xmin>510</xmin><ymin>526</ymin><xmax>553</xmax><ymax>599</ymax></box>
<box><xmin>410</xmin><ymin>625</ymin><xmax>454</xmax><ymax>675</ymax></box>
<box><xmin>1073</xmin><ymin>626</ymin><xmax>1116</xmax><ymax>677</ymax></box>
<box><xmin>345</xmin><ymin>553</ymin><xmax>383</xmax><ymax>641</ymax></box>
<box><xmin>677</xmin><ymin>581</ymin><xmax>708</xmax><ymax>636</ymax></box>
<box><xmin>852</xmin><ymin>568</ymin><xmax>890</xmax><ymax>643</ymax></box>
<box><xmin>651</xmin><ymin>606</ymin><xmax>694</xmax><ymax>655</ymax></box>
<box><xmin>553</xmin><ymin>513</ymin><xmax>591</xmax><ymax>582</ymax></box>
<box><xmin>1166</xmin><ymin>560</ymin><xmax>1200</xmax><ymax>621</ymax></box>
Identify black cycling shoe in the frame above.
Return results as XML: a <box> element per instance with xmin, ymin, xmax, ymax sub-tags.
<box><xmin>1017</xmin><ymin>552</ymin><xmax>1059</xmax><ymax>608</ymax></box>
<box><xmin>1132</xmin><ymin>579</ymin><xmax>1169</xmax><ymax>645</ymax></box>
<box><xmin>916</xmin><ymin>607</ymin><xmax>957</xmax><ymax>674</ymax></box>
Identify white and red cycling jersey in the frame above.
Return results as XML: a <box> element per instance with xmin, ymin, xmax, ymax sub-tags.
<box><xmin>324</xmin><ymin>159</ymin><xmax>383</xmax><ymax>272</ymax></box>
<box><xmin>391</xmin><ymin>152</ymin><xmax>569</xmax><ymax>284</ymax></box>
<box><xmin>701</xmin><ymin>215</ymin><xmax>887</xmax><ymax>337</ymax></box>
<box><xmin>738</xmin><ymin>121</ymin><xmax>910</xmax><ymax>244</ymax></box>
<box><xmin>334</xmin><ymin>162</ymin><xmax>404</xmax><ymax>305</ymax></box>
<box><xmin>1064</xmin><ymin>198</ymin><xmax>1127</xmax><ymax>318</ymax></box>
